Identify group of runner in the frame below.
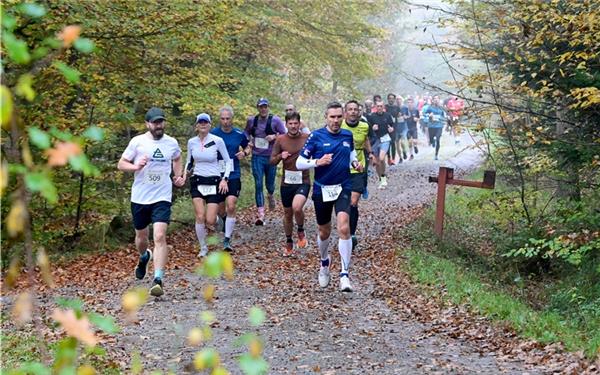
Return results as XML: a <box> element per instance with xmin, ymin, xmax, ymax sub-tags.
<box><xmin>118</xmin><ymin>94</ymin><xmax>463</xmax><ymax>297</ymax></box>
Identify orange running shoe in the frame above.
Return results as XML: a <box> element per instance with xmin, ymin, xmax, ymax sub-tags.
<box><xmin>296</xmin><ymin>232</ymin><xmax>307</xmax><ymax>249</ymax></box>
<box><xmin>283</xmin><ymin>242</ymin><xmax>294</xmax><ymax>257</ymax></box>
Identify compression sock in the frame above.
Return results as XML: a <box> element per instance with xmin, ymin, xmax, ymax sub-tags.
<box><xmin>317</xmin><ymin>235</ymin><xmax>330</xmax><ymax>262</ymax></box>
<box><xmin>338</xmin><ymin>238</ymin><xmax>352</xmax><ymax>275</ymax></box>
<box><xmin>154</xmin><ymin>269</ymin><xmax>164</xmax><ymax>280</ymax></box>
<box><xmin>195</xmin><ymin>223</ymin><xmax>207</xmax><ymax>247</ymax></box>
<box><xmin>225</xmin><ymin>217</ymin><xmax>236</xmax><ymax>238</ymax></box>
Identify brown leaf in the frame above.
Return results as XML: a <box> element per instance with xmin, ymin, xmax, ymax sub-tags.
<box><xmin>52</xmin><ymin>308</ymin><xmax>98</xmax><ymax>346</ymax></box>
<box><xmin>45</xmin><ymin>142</ymin><xmax>82</xmax><ymax>167</ymax></box>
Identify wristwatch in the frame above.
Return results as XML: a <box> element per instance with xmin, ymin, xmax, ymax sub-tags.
<box><xmin>222</xmin><ymin>177</ymin><xmax>229</xmax><ymax>182</ymax></box>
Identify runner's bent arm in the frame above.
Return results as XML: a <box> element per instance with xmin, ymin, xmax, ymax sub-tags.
<box><xmin>217</xmin><ymin>139</ymin><xmax>232</xmax><ymax>179</ymax></box>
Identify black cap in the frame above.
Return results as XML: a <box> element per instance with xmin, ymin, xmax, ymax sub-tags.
<box><xmin>145</xmin><ymin>107</ymin><xmax>166</xmax><ymax>122</ymax></box>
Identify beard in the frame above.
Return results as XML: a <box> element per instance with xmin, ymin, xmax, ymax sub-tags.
<box><xmin>150</xmin><ymin>128</ymin><xmax>164</xmax><ymax>140</ymax></box>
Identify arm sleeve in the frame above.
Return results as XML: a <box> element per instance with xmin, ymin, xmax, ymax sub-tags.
<box><xmin>296</xmin><ymin>155</ymin><xmax>318</xmax><ymax>170</ymax></box>
<box><xmin>349</xmin><ymin>149</ymin><xmax>358</xmax><ymax>167</ymax></box>
<box><xmin>217</xmin><ymin>139</ymin><xmax>232</xmax><ymax>178</ymax></box>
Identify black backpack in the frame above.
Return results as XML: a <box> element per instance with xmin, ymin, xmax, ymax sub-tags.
<box><xmin>251</xmin><ymin>114</ymin><xmax>274</xmax><ymax>136</ymax></box>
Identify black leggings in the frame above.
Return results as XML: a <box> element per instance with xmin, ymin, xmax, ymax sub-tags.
<box><xmin>428</xmin><ymin>127</ymin><xmax>443</xmax><ymax>155</ymax></box>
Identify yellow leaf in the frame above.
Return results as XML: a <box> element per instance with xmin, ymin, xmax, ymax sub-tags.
<box><xmin>12</xmin><ymin>292</ymin><xmax>32</xmax><ymax>325</ymax></box>
<box><xmin>188</xmin><ymin>327</ymin><xmax>203</xmax><ymax>346</ymax></box>
<box><xmin>5</xmin><ymin>257</ymin><xmax>21</xmax><ymax>289</ymax></box>
<box><xmin>0</xmin><ymin>158</ymin><xmax>8</xmax><ymax>196</ymax></box>
<box><xmin>122</xmin><ymin>288</ymin><xmax>148</xmax><ymax>314</ymax></box>
<box><xmin>76</xmin><ymin>365</ymin><xmax>96</xmax><ymax>375</ymax></box>
<box><xmin>58</xmin><ymin>25</ymin><xmax>81</xmax><ymax>47</ymax></box>
<box><xmin>203</xmin><ymin>284</ymin><xmax>215</xmax><ymax>303</ymax></box>
<box><xmin>37</xmin><ymin>247</ymin><xmax>55</xmax><ymax>287</ymax></box>
<box><xmin>6</xmin><ymin>200</ymin><xmax>27</xmax><ymax>237</ymax></box>
<box><xmin>249</xmin><ymin>337</ymin><xmax>262</xmax><ymax>358</ymax></box>
<box><xmin>0</xmin><ymin>85</ymin><xmax>13</xmax><ymax>130</ymax></box>
<box><xmin>52</xmin><ymin>308</ymin><xmax>98</xmax><ymax>346</ymax></box>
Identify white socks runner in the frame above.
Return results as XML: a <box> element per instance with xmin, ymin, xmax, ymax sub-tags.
<box><xmin>317</xmin><ymin>235</ymin><xmax>330</xmax><ymax>262</ymax></box>
<box><xmin>338</xmin><ymin>238</ymin><xmax>352</xmax><ymax>275</ymax></box>
<box><xmin>225</xmin><ymin>217</ymin><xmax>236</xmax><ymax>238</ymax></box>
<box><xmin>195</xmin><ymin>223</ymin><xmax>206</xmax><ymax>247</ymax></box>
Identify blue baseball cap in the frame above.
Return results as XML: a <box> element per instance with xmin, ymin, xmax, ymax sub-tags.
<box><xmin>195</xmin><ymin>113</ymin><xmax>211</xmax><ymax>123</ymax></box>
<box><xmin>256</xmin><ymin>98</ymin><xmax>269</xmax><ymax>106</ymax></box>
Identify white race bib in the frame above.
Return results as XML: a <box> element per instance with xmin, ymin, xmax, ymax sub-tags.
<box><xmin>380</xmin><ymin>134</ymin><xmax>391</xmax><ymax>143</ymax></box>
<box><xmin>322</xmin><ymin>184</ymin><xmax>342</xmax><ymax>202</ymax></box>
<box><xmin>431</xmin><ymin>115</ymin><xmax>440</xmax><ymax>122</ymax></box>
<box><xmin>218</xmin><ymin>159</ymin><xmax>234</xmax><ymax>174</ymax></box>
<box><xmin>198</xmin><ymin>185</ymin><xmax>217</xmax><ymax>196</ymax></box>
<box><xmin>284</xmin><ymin>170</ymin><xmax>303</xmax><ymax>185</ymax></box>
<box><xmin>143</xmin><ymin>169</ymin><xmax>167</xmax><ymax>185</ymax></box>
<box><xmin>254</xmin><ymin>137</ymin><xmax>269</xmax><ymax>149</ymax></box>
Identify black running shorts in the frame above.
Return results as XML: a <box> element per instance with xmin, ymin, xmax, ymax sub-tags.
<box><xmin>131</xmin><ymin>201</ymin><xmax>172</xmax><ymax>230</ymax></box>
<box><xmin>312</xmin><ymin>189</ymin><xmax>351</xmax><ymax>226</ymax></box>
<box><xmin>189</xmin><ymin>175</ymin><xmax>224</xmax><ymax>204</ymax></box>
<box><xmin>280</xmin><ymin>184</ymin><xmax>310</xmax><ymax>208</ymax></box>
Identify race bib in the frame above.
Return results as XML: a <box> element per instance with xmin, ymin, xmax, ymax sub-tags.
<box><xmin>143</xmin><ymin>169</ymin><xmax>167</xmax><ymax>185</ymax></box>
<box><xmin>431</xmin><ymin>115</ymin><xmax>440</xmax><ymax>122</ymax></box>
<box><xmin>218</xmin><ymin>159</ymin><xmax>234</xmax><ymax>173</ymax></box>
<box><xmin>198</xmin><ymin>184</ymin><xmax>217</xmax><ymax>196</ymax></box>
<box><xmin>284</xmin><ymin>170</ymin><xmax>303</xmax><ymax>185</ymax></box>
<box><xmin>322</xmin><ymin>184</ymin><xmax>342</xmax><ymax>202</ymax></box>
<box><xmin>380</xmin><ymin>134</ymin><xmax>392</xmax><ymax>143</ymax></box>
<box><xmin>254</xmin><ymin>137</ymin><xmax>269</xmax><ymax>149</ymax></box>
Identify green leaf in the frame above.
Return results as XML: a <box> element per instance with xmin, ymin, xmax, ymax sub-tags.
<box><xmin>24</xmin><ymin>172</ymin><xmax>57</xmax><ymax>203</ymax></box>
<box><xmin>2</xmin><ymin>33</ymin><xmax>31</xmax><ymax>64</ymax></box>
<box><xmin>201</xmin><ymin>252</ymin><xmax>224</xmax><ymax>278</ymax></box>
<box><xmin>238</xmin><ymin>353</ymin><xmax>268</xmax><ymax>375</ymax></box>
<box><xmin>18</xmin><ymin>3</ymin><xmax>46</xmax><ymax>18</ymax></box>
<box><xmin>49</xmin><ymin>127</ymin><xmax>73</xmax><ymax>141</ymax></box>
<box><xmin>73</xmin><ymin>38</ymin><xmax>95</xmax><ymax>53</ymax></box>
<box><xmin>16</xmin><ymin>73</ymin><xmax>36</xmax><ymax>101</ymax></box>
<box><xmin>29</xmin><ymin>127</ymin><xmax>51</xmax><ymax>149</ymax></box>
<box><xmin>42</xmin><ymin>37</ymin><xmax>62</xmax><ymax>49</ymax></box>
<box><xmin>1</xmin><ymin>85</ymin><xmax>14</xmax><ymax>128</ymax></box>
<box><xmin>248</xmin><ymin>306</ymin><xmax>265</xmax><ymax>327</ymax></box>
<box><xmin>55</xmin><ymin>297</ymin><xmax>85</xmax><ymax>311</ymax></box>
<box><xmin>200</xmin><ymin>310</ymin><xmax>216</xmax><ymax>324</ymax></box>
<box><xmin>82</xmin><ymin>126</ymin><xmax>104</xmax><ymax>141</ymax></box>
<box><xmin>9</xmin><ymin>362</ymin><xmax>51</xmax><ymax>375</ymax></box>
<box><xmin>88</xmin><ymin>312</ymin><xmax>120</xmax><ymax>334</ymax></box>
<box><xmin>54</xmin><ymin>61</ymin><xmax>81</xmax><ymax>84</ymax></box>
<box><xmin>68</xmin><ymin>154</ymin><xmax>99</xmax><ymax>176</ymax></box>
<box><xmin>2</xmin><ymin>13</ymin><xmax>17</xmax><ymax>31</ymax></box>
<box><xmin>32</xmin><ymin>46</ymin><xmax>50</xmax><ymax>60</ymax></box>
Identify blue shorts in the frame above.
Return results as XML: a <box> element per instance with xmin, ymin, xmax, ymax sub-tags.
<box><xmin>379</xmin><ymin>141</ymin><xmax>391</xmax><ymax>154</ymax></box>
<box><xmin>131</xmin><ymin>201</ymin><xmax>172</xmax><ymax>230</ymax></box>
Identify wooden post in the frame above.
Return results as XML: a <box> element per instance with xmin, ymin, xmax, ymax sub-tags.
<box><xmin>429</xmin><ymin>167</ymin><xmax>496</xmax><ymax>238</ymax></box>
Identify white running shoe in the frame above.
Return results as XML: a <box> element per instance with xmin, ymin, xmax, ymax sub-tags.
<box><xmin>198</xmin><ymin>246</ymin><xmax>209</xmax><ymax>258</ymax></box>
<box><xmin>318</xmin><ymin>267</ymin><xmax>330</xmax><ymax>288</ymax></box>
<box><xmin>381</xmin><ymin>176</ymin><xmax>388</xmax><ymax>187</ymax></box>
<box><xmin>339</xmin><ymin>275</ymin><xmax>353</xmax><ymax>292</ymax></box>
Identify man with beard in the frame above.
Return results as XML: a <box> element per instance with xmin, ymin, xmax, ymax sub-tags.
<box><xmin>245</xmin><ymin>98</ymin><xmax>287</xmax><ymax>225</ymax></box>
<box><xmin>270</xmin><ymin>111</ymin><xmax>311</xmax><ymax>256</ymax></box>
<box><xmin>296</xmin><ymin>102</ymin><xmax>363</xmax><ymax>292</ymax></box>
<box><xmin>342</xmin><ymin>100</ymin><xmax>375</xmax><ymax>250</ymax></box>
<box><xmin>118</xmin><ymin>107</ymin><xmax>185</xmax><ymax>297</ymax></box>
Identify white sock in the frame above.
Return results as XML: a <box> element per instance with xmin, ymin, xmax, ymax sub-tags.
<box><xmin>317</xmin><ymin>235</ymin><xmax>330</xmax><ymax>262</ymax></box>
<box><xmin>225</xmin><ymin>217</ymin><xmax>236</xmax><ymax>238</ymax></box>
<box><xmin>338</xmin><ymin>238</ymin><xmax>352</xmax><ymax>275</ymax></box>
<box><xmin>195</xmin><ymin>223</ymin><xmax>206</xmax><ymax>247</ymax></box>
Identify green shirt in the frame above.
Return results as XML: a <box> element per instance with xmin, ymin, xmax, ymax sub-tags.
<box><xmin>342</xmin><ymin>120</ymin><xmax>369</xmax><ymax>174</ymax></box>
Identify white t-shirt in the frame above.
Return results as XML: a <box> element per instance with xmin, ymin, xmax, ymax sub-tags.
<box><xmin>185</xmin><ymin>134</ymin><xmax>231</xmax><ymax>178</ymax></box>
<box><xmin>121</xmin><ymin>133</ymin><xmax>181</xmax><ymax>204</ymax></box>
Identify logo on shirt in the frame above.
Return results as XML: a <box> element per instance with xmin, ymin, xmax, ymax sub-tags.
<box><xmin>343</xmin><ymin>141</ymin><xmax>350</xmax><ymax>148</ymax></box>
<box><xmin>324</xmin><ymin>143</ymin><xmax>331</xmax><ymax>146</ymax></box>
<box><xmin>152</xmin><ymin>148</ymin><xmax>165</xmax><ymax>159</ymax></box>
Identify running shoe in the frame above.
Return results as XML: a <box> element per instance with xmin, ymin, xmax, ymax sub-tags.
<box><xmin>340</xmin><ymin>275</ymin><xmax>353</xmax><ymax>292</ymax></box>
<box><xmin>255</xmin><ymin>218</ymin><xmax>264</xmax><ymax>226</ymax></box>
<box><xmin>410</xmin><ymin>154</ymin><xmax>414</xmax><ymax>160</ymax></box>
<box><xmin>318</xmin><ymin>266</ymin><xmax>331</xmax><ymax>288</ymax></box>
<box><xmin>381</xmin><ymin>176</ymin><xmax>388</xmax><ymax>187</ymax></box>
<box><xmin>135</xmin><ymin>249</ymin><xmax>152</xmax><ymax>280</ymax></box>
<box><xmin>351</xmin><ymin>235</ymin><xmax>357</xmax><ymax>251</ymax></box>
<box><xmin>223</xmin><ymin>238</ymin><xmax>233</xmax><ymax>252</ymax></box>
<box><xmin>414</xmin><ymin>146</ymin><xmax>419</xmax><ymax>154</ymax></box>
<box><xmin>296</xmin><ymin>232</ymin><xmax>307</xmax><ymax>249</ymax></box>
<box><xmin>268</xmin><ymin>195</ymin><xmax>276</xmax><ymax>211</ymax></box>
<box><xmin>434</xmin><ymin>155</ymin><xmax>439</xmax><ymax>161</ymax></box>
<box><xmin>283</xmin><ymin>242</ymin><xmax>294</xmax><ymax>257</ymax></box>
<box><xmin>150</xmin><ymin>278</ymin><xmax>164</xmax><ymax>297</ymax></box>
<box><xmin>402</xmin><ymin>151</ymin><xmax>408</xmax><ymax>160</ymax></box>
<box><xmin>362</xmin><ymin>187</ymin><xmax>369</xmax><ymax>200</ymax></box>
<box><xmin>198</xmin><ymin>245</ymin><xmax>209</xmax><ymax>258</ymax></box>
